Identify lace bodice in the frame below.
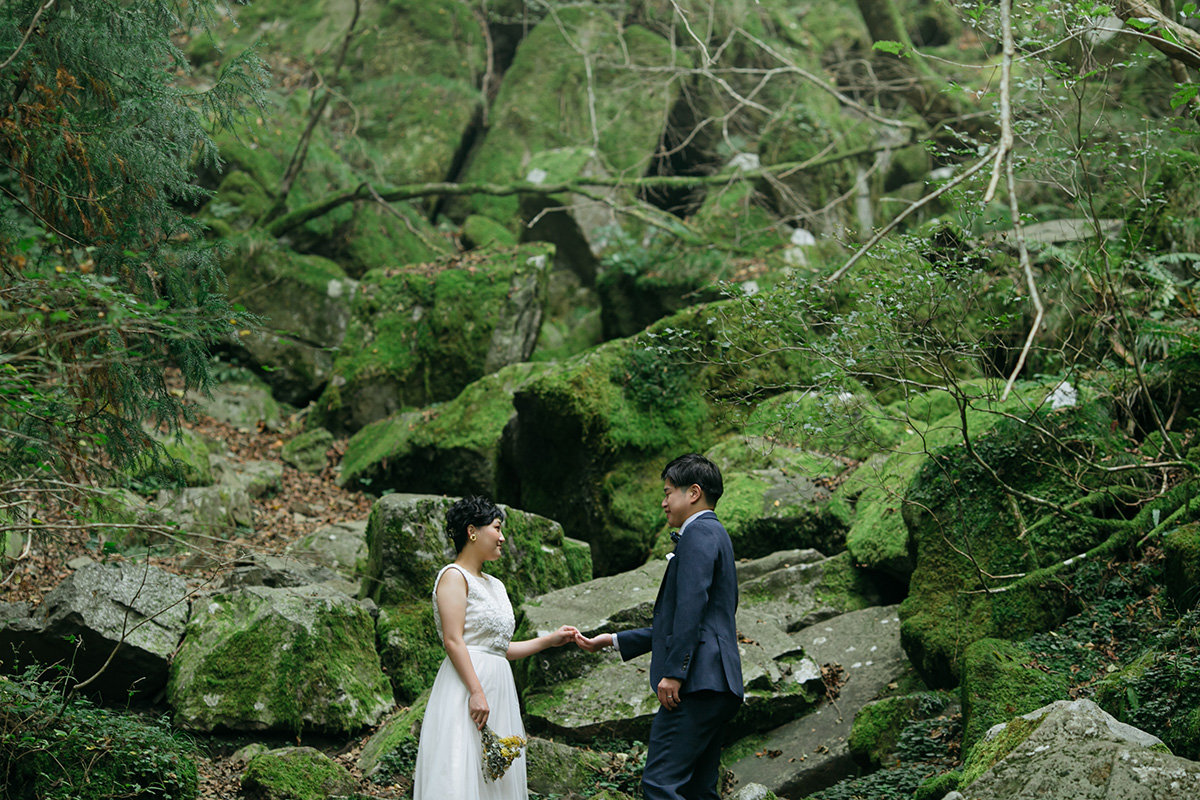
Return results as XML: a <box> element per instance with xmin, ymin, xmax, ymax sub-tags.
<box><xmin>432</xmin><ymin>564</ymin><xmax>515</xmax><ymax>653</ymax></box>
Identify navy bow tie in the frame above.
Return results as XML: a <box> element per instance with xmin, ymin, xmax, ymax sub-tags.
<box><xmin>670</xmin><ymin>529</ymin><xmax>681</xmax><ymax>544</ymax></box>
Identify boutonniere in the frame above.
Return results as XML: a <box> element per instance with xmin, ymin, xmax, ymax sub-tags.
<box><xmin>665</xmin><ymin>552</ymin><xmax>675</xmax><ymax>562</ymax></box>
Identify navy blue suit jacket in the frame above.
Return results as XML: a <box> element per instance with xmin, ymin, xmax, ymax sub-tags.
<box><xmin>619</xmin><ymin>512</ymin><xmax>743</xmax><ymax>699</ymax></box>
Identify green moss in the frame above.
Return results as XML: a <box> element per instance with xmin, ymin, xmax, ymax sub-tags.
<box><xmin>899</xmin><ymin>394</ymin><xmax>1146</xmax><ymax>687</ymax></box>
<box><xmin>1163</xmin><ymin>523</ymin><xmax>1200</xmax><ymax>611</ymax></box>
<box><xmin>313</xmin><ymin>244</ymin><xmax>552</xmax><ymax>434</ymax></box>
<box><xmin>452</xmin><ymin>8</ymin><xmax>690</xmax><ymax>225</ymax></box>
<box><xmin>242</xmin><ymin>748</ymin><xmax>355</xmax><ymax>800</ymax></box>
<box><xmin>169</xmin><ymin>589</ymin><xmax>392</xmax><ymax>734</ymax></box>
<box><xmin>4</xmin><ymin>681</ymin><xmax>199</xmax><ymax>800</ymax></box>
<box><xmin>359</xmin><ymin>694</ymin><xmax>430</xmax><ymax>781</ymax></box>
<box><xmin>914</xmin><ymin>770</ymin><xmax>963</xmax><ymax>800</ymax></box>
<box><xmin>958</xmin><ymin>713</ymin><xmax>1044</xmax><ymax>788</ymax></box>
<box><xmin>463</xmin><ymin>214</ymin><xmax>518</xmax><ymax>249</ymax></box>
<box><xmin>377</xmin><ymin>603</ymin><xmax>444</xmax><ymax>703</ymax></box>
<box><xmin>960</xmin><ymin>638</ymin><xmax>1068</xmax><ymax>752</ymax></box>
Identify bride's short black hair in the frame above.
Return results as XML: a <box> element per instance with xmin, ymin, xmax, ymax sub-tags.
<box><xmin>445</xmin><ymin>496</ymin><xmax>506</xmax><ymax>552</ymax></box>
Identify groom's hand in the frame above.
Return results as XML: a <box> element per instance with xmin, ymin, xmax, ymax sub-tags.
<box><xmin>574</xmin><ymin>632</ymin><xmax>613</xmax><ymax>653</ymax></box>
<box><xmin>657</xmin><ymin>677</ymin><xmax>683</xmax><ymax>710</ymax></box>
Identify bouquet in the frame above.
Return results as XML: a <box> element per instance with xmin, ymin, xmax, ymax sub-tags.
<box><xmin>480</xmin><ymin>724</ymin><xmax>527</xmax><ymax>782</ymax></box>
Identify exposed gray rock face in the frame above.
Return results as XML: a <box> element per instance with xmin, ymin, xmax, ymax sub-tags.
<box><xmin>0</xmin><ymin>561</ymin><xmax>189</xmax><ymax>702</ymax></box>
<box><xmin>221</xmin><ymin>553</ymin><xmax>346</xmax><ymax>591</ymax></box>
<box><xmin>280</xmin><ymin>427</ymin><xmax>334</xmax><ymax>474</ymax></box>
<box><xmin>286</xmin><ymin>519</ymin><xmax>369</xmax><ymax>577</ymax></box>
<box><xmin>726</xmin><ymin>605</ymin><xmax>910</xmax><ymax>798</ymax></box>
<box><xmin>188</xmin><ymin>380</ymin><xmax>281</xmax><ymax>431</ymax></box>
<box><xmin>169</xmin><ymin>583</ymin><xmax>392</xmax><ymax>733</ymax></box>
<box><xmin>153</xmin><ymin>483</ymin><xmax>255</xmax><ymax>541</ymax></box>
<box><xmin>526</xmin><ymin>736</ymin><xmax>611</xmax><ymax>796</ymax></box>
<box><xmin>210</xmin><ymin>457</ymin><xmax>284</xmax><ymax>499</ymax></box>
<box><xmin>961</xmin><ymin>699</ymin><xmax>1200</xmax><ymax>800</ymax></box>
<box><xmin>518</xmin><ymin>549</ymin><xmax>888</xmax><ymax>743</ymax></box>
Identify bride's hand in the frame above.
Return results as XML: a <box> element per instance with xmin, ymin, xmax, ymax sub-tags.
<box><xmin>469</xmin><ymin>689</ymin><xmax>489</xmax><ymax>730</ymax></box>
<box><xmin>548</xmin><ymin>625</ymin><xmax>579</xmax><ymax>647</ymax></box>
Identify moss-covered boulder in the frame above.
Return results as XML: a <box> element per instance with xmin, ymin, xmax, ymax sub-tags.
<box><xmin>451</xmin><ymin>6</ymin><xmax>689</xmax><ymax>228</ymax></box>
<box><xmin>960</xmin><ymin>638</ymin><xmax>1068</xmax><ymax>753</ymax></box>
<box><xmin>206</xmin><ymin>92</ymin><xmax>450</xmax><ymax>276</ymax></box>
<box><xmin>700</xmin><ymin>436</ymin><xmax>854</xmax><ymax>560</ymax></box>
<box><xmin>339</xmin><ymin>362</ymin><xmax>550</xmax><ymax>497</ymax></box>
<box><xmin>899</xmin><ymin>393</ymin><xmax>1148</xmax><ymax>688</ymax></box>
<box><xmin>241</xmin><ymin>747</ymin><xmax>357</xmax><ymax>800</ymax></box>
<box><xmin>281</xmin><ymin>427</ymin><xmax>334</xmax><ymax>474</ymax></box>
<box><xmin>526</xmin><ymin>737</ymin><xmax>611</xmax><ymax>796</ymax></box>
<box><xmin>1163</xmin><ymin>522</ymin><xmax>1200</xmax><ymax>611</ymax></box>
<box><xmin>220</xmin><ymin>234</ymin><xmax>357</xmax><ymax>405</ymax></box>
<box><xmin>509</xmin><ymin>297</ymin><xmax>817</xmax><ymax>574</ymax></box>
<box><xmin>358</xmin><ymin>691</ymin><xmax>428</xmax><ymax>781</ymax></box>
<box><xmin>189</xmin><ymin>377</ymin><xmax>282</xmax><ymax>431</ymax></box>
<box><xmin>129</xmin><ymin>425</ymin><xmax>218</xmax><ymax>489</ymax></box>
<box><xmin>311</xmin><ymin>244</ymin><xmax>553</xmax><ymax>435</ymax></box>
<box><xmin>152</xmin><ymin>482</ymin><xmax>256</xmax><ymax>544</ymax></box>
<box><xmin>169</xmin><ymin>584</ymin><xmax>393</xmax><ymax>734</ymax></box>
<box><xmin>360</xmin><ymin>493</ymin><xmax>592</xmax><ymax>701</ymax></box>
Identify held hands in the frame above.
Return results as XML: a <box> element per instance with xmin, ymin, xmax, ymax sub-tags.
<box><xmin>546</xmin><ymin>625</ymin><xmax>581</xmax><ymax>647</ymax></box>
<box><xmin>469</xmin><ymin>688</ymin><xmax>489</xmax><ymax>730</ymax></box>
<box><xmin>574</xmin><ymin>631</ymin><xmax>613</xmax><ymax>653</ymax></box>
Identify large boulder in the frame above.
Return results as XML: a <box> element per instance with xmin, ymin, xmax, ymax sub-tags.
<box><xmin>960</xmin><ymin>638</ymin><xmax>1068</xmax><ymax>752</ymax></box>
<box><xmin>286</xmin><ymin>519</ymin><xmax>370</xmax><ymax>579</ymax></box>
<box><xmin>311</xmin><ymin>244</ymin><xmax>553</xmax><ymax>435</ymax></box>
<box><xmin>953</xmin><ymin>699</ymin><xmax>1200</xmax><ymax>799</ymax></box>
<box><xmin>724</xmin><ymin>605</ymin><xmax>916</xmax><ymax>798</ymax></box>
<box><xmin>240</xmin><ymin>747</ymin><xmax>357</xmax><ymax>800</ymax></box>
<box><xmin>0</xmin><ymin>561</ymin><xmax>189</xmax><ymax>703</ymax></box>
<box><xmin>219</xmin><ymin>235</ymin><xmax>358</xmax><ymax>405</ymax></box>
<box><xmin>169</xmin><ymin>584</ymin><xmax>393</xmax><ymax>734</ymax></box>
<box><xmin>358</xmin><ymin>691</ymin><xmax>428</xmax><ymax>781</ymax></box>
<box><xmin>451</xmin><ymin>6</ymin><xmax>690</xmax><ymax>230</ymax></box>
<box><xmin>338</xmin><ymin>362</ymin><xmax>550</xmax><ymax>497</ymax></box>
<box><xmin>517</xmin><ymin>549</ymin><xmax>888</xmax><ymax>743</ymax></box>
<box><xmin>188</xmin><ymin>377</ymin><xmax>282</xmax><ymax>432</ymax></box>
<box><xmin>152</xmin><ymin>482</ymin><xmax>255</xmax><ymax>544</ymax></box>
<box><xmin>899</xmin><ymin>392</ymin><xmax>1149</xmax><ymax>688</ymax></box>
<box><xmin>359</xmin><ymin>493</ymin><xmax>592</xmax><ymax>702</ymax></box>
<box><xmin>509</xmin><ymin>299</ymin><xmax>816</xmax><ymax>574</ymax></box>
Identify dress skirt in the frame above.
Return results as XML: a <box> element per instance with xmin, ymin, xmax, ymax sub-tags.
<box><xmin>412</xmin><ymin>645</ymin><xmax>527</xmax><ymax>800</ymax></box>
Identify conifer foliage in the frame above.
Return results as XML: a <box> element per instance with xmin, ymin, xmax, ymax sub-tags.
<box><xmin>0</xmin><ymin>1</ymin><xmax>266</xmax><ymax>552</ymax></box>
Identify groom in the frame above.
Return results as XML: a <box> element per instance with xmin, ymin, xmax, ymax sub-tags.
<box><xmin>577</xmin><ymin>453</ymin><xmax>743</xmax><ymax>800</ymax></box>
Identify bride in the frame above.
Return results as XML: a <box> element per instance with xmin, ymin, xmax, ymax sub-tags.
<box><xmin>412</xmin><ymin>496</ymin><xmax>578</xmax><ymax>799</ymax></box>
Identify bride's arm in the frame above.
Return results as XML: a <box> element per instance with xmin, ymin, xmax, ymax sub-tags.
<box><xmin>436</xmin><ymin>569</ymin><xmax>490</xmax><ymax>730</ymax></box>
<box><xmin>506</xmin><ymin>625</ymin><xmax>580</xmax><ymax>661</ymax></box>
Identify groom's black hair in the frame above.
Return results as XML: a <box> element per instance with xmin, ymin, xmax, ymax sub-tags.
<box><xmin>445</xmin><ymin>496</ymin><xmax>506</xmax><ymax>552</ymax></box>
<box><xmin>661</xmin><ymin>453</ymin><xmax>723</xmax><ymax>505</ymax></box>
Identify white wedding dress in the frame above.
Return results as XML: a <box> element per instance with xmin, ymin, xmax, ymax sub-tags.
<box><xmin>412</xmin><ymin>564</ymin><xmax>527</xmax><ymax>800</ymax></box>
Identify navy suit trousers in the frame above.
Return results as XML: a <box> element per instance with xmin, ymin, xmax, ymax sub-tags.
<box><xmin>641</xmin><ymin>690</ymin><xmax>743</xmax><ymax>800</ymax></box>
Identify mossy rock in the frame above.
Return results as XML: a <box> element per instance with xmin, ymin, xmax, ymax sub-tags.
<box><xmin>281</xmin><ymin>427</ymin><xmax>334</xmax><ymax>474</ymax></box>
<box><xmin>219</xmin><ymin>233</ymin><xmax>355</xmax><ymax>404</ymax></box>
<box><xmin>898</xmin><ymin>389</ymin><xmax>1148</xmax><ymax>688</ymax></box>
<box><xmin>207</xmin><ymin>92</ymin><xmax>449</xmax><ymax>277</ymax></box>
<box><xmin>960</xmin><ymin>638</ymin><xmax>1068</xmax><ymax>752</ymax></box>
<box><xmin>450</xmin><ymin>6</ymin><xmax>690</xmax><ymax>227</ymax></box>
<box><xmin>462</xmin><ymin>214</ymin><xmax>518</xmax><ymax>250</ymax></box>
<box><xmin>311</xmin><ymin>244</ymin><xmax>553</xmax><ymax>435</ymax></box>
<box><xmin>168</xmin><ymin>584</ymin><xmax>393</xmax><ymax>734</ymax></box>
<box><xmin>644</xmin><ymin>436</ymin><xmax>855</xmax><ymax>560</ymax></box>
<box><xmin>509</xmin><ymin>296</ymin><xmax>819</xmax><ymax>574</ymax></box>
<box><xmin>526</xmin><ymin>737</ymin><xmax>611</xmax><ymax>796</ymax></box>
<box><xmin>339</xmin><ymin>362</ymin><xmax>551</xmax><ymax>497</ymax></box>
<box><xmin>358</xmin><ymin>691</ymin><xmax>429</xmax><ymax>780</ymax></box>
<box><xmin>241</xmin><ymin>747</ymin><xmax>357</xmax><ymax>800</ymax></box>
<box><xmin>1093</xmin><ymin>642</ymin><xmax>1200</xmax><ymax>760</ymax></box>
<box><xmin>375</xmin><ymin>602</ymin><xmax>446</xmax><ymax>704</ymax></box>
<box><xmin>1163</xmin><ymin>522</ymin><xmax>1200</xmax><ymax>611</ymax></box>
<box><xmin>148</xmin><ymin>426</ymin><xmax>218</xmax><ymax>488</ymax></box>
